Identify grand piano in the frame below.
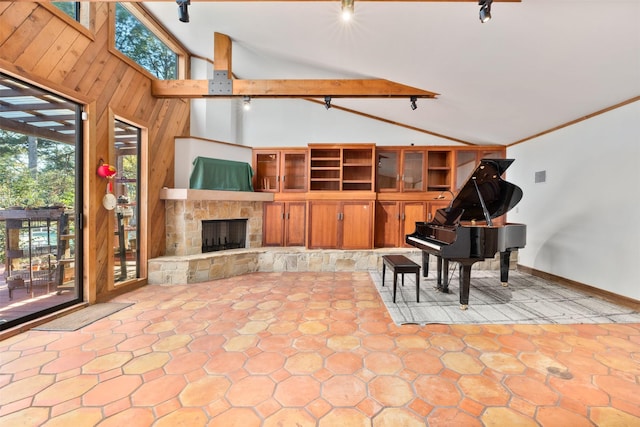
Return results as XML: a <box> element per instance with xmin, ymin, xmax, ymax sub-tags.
<box><xmin>406</xmin><ymin>158</ymin><xmax>526</xmax><ymax>310</ymax></box>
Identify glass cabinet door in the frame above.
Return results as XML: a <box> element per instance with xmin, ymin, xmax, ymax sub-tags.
<box><xmin>376</xmin><ymin>149</ymin><xmax>400</xmax><ymax>191</ymax></box>
<box><xmin>402</xmin><ymin>151</ymin><xmax>425</xmax><ymax>191</ymax></box>
<box><xmin>282</xmin><ymin>151</ymin><xmax>307</xmax><ymax>192</ymax></box>
<box><xmin>454</xmin><ymin>150</ymin><xmax>478</xmax><ymax>190</ymax></box>
<box><xmin>255</xmin><ymin>152</ymin><xmax>280</xmax><ymax>192</ymax></box>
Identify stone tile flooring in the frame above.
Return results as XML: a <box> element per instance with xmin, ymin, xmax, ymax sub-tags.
<box><xmin>0</xmin><ymin>271</ymin><xmax>639</xmax><ymax>426</ymax></box>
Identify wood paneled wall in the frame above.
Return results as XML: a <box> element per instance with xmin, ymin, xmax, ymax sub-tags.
<box><xmin>0</xmin><ymin>2</ymin><xmax>190</xmax><ymax>302</ymax></box>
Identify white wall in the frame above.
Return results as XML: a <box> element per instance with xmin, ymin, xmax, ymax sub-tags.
<box><xmin>507</xmin><ymin>101</ymin><xmax>640</xmax><ymax>300</ymax></box>
<box><xmin>193</xmin><ymin>97</ymin><xmax>461</xmax><ymax>148</ymax></box>
<box><xmin>174</xmin><ymin>137</ymin><xmax>253</xmax><ymax>188</ymax></box>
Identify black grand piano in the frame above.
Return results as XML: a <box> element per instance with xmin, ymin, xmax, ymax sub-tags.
<box><xmin>406</xmin><ymin>158</ymin><xmax>526</xmax><ymax>310</ymax></box>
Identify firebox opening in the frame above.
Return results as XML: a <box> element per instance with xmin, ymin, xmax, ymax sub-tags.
<box><xmin>202</xmin><ymin>219</ymin><xmax>247</xmax><ymax>253</ymax></box>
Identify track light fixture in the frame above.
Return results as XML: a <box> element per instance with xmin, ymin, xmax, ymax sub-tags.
<box><xmin>177</xmin><ymin>0</ymin><xmax>190</xmax><ymax>23</ymax></box>
<box><xmin>410</xmin><ymin>96</ymin><xmax>417</xmax><ymax>111</ymax></box>
<box><xmin>479</xmin><ymin>0</ymin><xmax>492</xmax><ymax>23</ymax></box>
<box><xmin>243</xmin><ymin>96</ymin><xmax>251</xmax><ymax>111</ymax></box>
<box><xmin>324</xmin><ymin>96</ymin><xmax>332</xmax><ymax>109</ymax></box>
<box><xmin>341</xmin><ymin>0</ymin><xmax>355</xmax><ymax>21</ymax></box>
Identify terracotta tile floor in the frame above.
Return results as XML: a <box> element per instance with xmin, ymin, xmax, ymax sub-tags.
<box><xmin>1</xmin><ymin>271</ymin><xmax>639</xmax><ymax>426</ymax></box>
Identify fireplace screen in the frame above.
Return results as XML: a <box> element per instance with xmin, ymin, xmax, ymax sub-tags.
<box><xmin>202</xmin><ymin>219</ymin><xmax>247</xmax><ymax>253</ymax></box>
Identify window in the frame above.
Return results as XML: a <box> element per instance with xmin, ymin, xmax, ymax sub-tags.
<box><xmin>112</xmin><ymin>119</ymin><xmax>141</xmax><ymax>284</ymax></box>
<box><xmin>114</xmin><ymin>3</ymin><xmax>179</xmax><ymax>80</ymax></box>
<box><xmin>52</xmin><ymin>2</ymin><xmax>80</xmax><ymax>21</ymax></box>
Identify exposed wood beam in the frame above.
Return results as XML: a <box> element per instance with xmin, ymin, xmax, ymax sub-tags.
<box><xmin>153</xmin><ymin>32</ymin><xmax>438</xmax><ymax>99</ymax></box>
<box><xmin>152</xmin><ymin>79</ymin><xmax>438</xmax><ymax>98</ymax></box>
<box><xmin>213</xmin><ymin>32</ymin><xmax>231</xmax><ymax>73</ymax></box>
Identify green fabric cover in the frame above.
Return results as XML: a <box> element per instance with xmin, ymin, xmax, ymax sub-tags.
<box><xmin>189</xmin><ymin>157</ymin><xmax>255</xmax><ymax>192</ymax></box>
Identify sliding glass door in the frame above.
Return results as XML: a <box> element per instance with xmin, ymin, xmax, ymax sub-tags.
<box><xmin>0</xmin><ymin>72</ymin><xmax>82</xmax><ymax>331</ymax></box>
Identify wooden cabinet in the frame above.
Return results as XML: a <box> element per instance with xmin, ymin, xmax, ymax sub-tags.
<box><xmin>253</xmin><ymin>144</ymin><xmax>507</xmax><ymax>250</ymax></box>
<box><xmin>263</xmin><ymin>201</ymin><xmax>306</xmax><ymax>247</ymax></box>
<box><xmin>427</xmin><ymin>200</ymin><xmax>450</xmax><ymax>222</ymax></box>
<box><xmin>375</xmin><ymin>200</ymin><xmax>453</xmax><ymax>248</ymax></box>
<box><xmin>374</xmin><ymin>201</ymin><xmax>426</xmax><ymax>248</ymax></box>
<box><xmin>308</xmin><ymin>200</ymin><xmax>373</xmax><ymax>249</ymax></box>
<box><xmin>253</xmin><ymin>149</ymin><xmax>307</xmax><ymax>193</ymax></box>
<box><xmin>309</xmin><ymin>144</ymin><xmax>375</xmax><ymax>191</ymax></box>
<box><xmin>376</xmin><ymin>148</ymin><xmax>426</xmax><ymax>192</ymax></box>
<box><xmin>453</xmin><ymin>148</ymin><xmax>505</xmax><ymax>190</ymax></box>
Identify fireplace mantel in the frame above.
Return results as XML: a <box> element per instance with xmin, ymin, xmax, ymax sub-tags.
<box><xmin>160</xmin><ymin>188</ymin><xmax>274</xmax><ymax>202</ymax></box>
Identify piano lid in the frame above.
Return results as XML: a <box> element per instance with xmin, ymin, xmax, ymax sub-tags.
<box><xmin>450</xmin><ymin>158</ymin><xmax>523</xmax><ymax>222</ymax></box>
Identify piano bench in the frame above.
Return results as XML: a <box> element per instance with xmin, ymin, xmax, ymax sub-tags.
<box><xmin>381</xmin><ymin>255</ymin><xmax>421</xmax><ymax>303</ymax></box>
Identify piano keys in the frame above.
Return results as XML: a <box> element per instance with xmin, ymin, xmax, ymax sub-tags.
<box><xmin>406</xmin><ymin>158</ymin><xmax>526</xmax><ymax>310</ymax></box>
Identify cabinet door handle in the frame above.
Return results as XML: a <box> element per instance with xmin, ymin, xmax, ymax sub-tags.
<box><xmin>401</xmin><ymin>213</ymin><xmax>405</xmax><ymax>220</ymax></box>
<box><xmin>287</xmin><ymin>213</ymin><xmax>290</xmax><ymax>219</ymax></box>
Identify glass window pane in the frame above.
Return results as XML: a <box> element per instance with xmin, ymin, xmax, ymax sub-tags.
<box><xmin>53</xmin><ymin>2</ymin><xmax>79</xmax><ymax>20</ymax></box>
<box><xmin>377</xmin><ymin>151</ymin><xmax>399</xmax><ymax>191</ymax></box>
<box><xmin>403</xmin><ymin>151</ymin><xmax>424</xmax><ymax>191</ymax></box>
<box><xmin>113</xmin><ymin>119</ymin><xmax>140</xmax><ymax>284</ymax></box>
<box><xmin>114</xmin><ymin>3</ymin><xmax>178</xmax><ymax>80</ymax></box>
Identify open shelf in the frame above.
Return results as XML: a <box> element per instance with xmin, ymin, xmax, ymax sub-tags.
<box><xmin>308</xmin><ymin>144</ymin><xmax>374</xmax><ymax>191</ymax></box>
<box><xmin>427</xmin><ymin>150</ymin><xmax>452</xmax><ymax>192</ymax></box>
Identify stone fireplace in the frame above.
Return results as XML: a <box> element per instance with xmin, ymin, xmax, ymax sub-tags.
<box><xmin>161</xmin><ymin>189</ymin><xmax>273</xmax><ymax>256</ymax></box>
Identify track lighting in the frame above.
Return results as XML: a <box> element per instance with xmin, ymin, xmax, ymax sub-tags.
<box><xmin>410</xmin><ymin>96</ymin><xmax>417</xmax><ymax>111</ymax></box>
<box><xmin>243</xmin><ymin>96</ymin><xmax>251</xmax><ymax>111</ymax></box>
<box><xmin>177</xmin><ymin>0</ymin><xmax>190</xmax><ymax>23</ymax></box>
<box><xmin>341</xmin><ymin>0</ymin><xmax>354</xmax><ymax>21</ymax></box>
<box><xmin>479</xmin><ymin>0</ymin><xmax>492</xmax><ymax>23</ymax></box>
<box><xmin>324</xmin><ymin>96</ymin><xmax>332</xmax><ymax>109</ymax></box>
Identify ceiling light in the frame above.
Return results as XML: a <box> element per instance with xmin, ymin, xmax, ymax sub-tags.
<box><xmin>410</xmin><ymin>96</ymin><xmax>417</xmax><ymax>111</ymax></box>
<box><xmin>324</xmin><ymin>96</ymin><xmax>332</xmax><ymax>109</ymax></box>
<box><xmin>243</xmin><ymin>96</ymin><xmax>251</xmax><ymax>111</ymax></box>
<box><xmin>177</xmin><ymin>0</ymin><xmax>190</xmax><ymax>23</ymax></box>
<box><xmin>479</xmin><ymin>0</ymin><xmax>492</xmax><ymax>23</ymax></box>
<box><xmin>341</xmin><ymin>0</ymin><xmax>354</xmax><ymax>21</ymax></box>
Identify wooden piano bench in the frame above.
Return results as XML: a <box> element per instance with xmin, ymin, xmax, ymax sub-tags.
<box><xmin>381</xmin><ymin>255</ymin><xmax>421</xmax><ymax>303</ymax></box>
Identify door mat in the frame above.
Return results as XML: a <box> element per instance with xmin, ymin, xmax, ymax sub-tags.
<box><xmin>33</xmin><ymin>302</ymin><xmax>133</xmax><ymax>331</ymax></box>
<box><xmin>370</xmin><ymin>270</ymin><xmax>640</xmax><ymax>325</ymax></box>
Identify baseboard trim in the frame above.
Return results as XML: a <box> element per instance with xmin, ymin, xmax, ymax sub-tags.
<box><xmin>517</xmin><ymin>265</ymin><xmax>640</xmax><ymax>312</ymax></box>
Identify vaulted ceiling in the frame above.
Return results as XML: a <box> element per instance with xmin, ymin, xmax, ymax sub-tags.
<box><xmin>125</xmin><ymin>1</ymin><xmax>640</xmax><ymax>145</ymax></box>
<box><xmin>2</xmin><ymin>2</ymin><xmax>637</xmax><ymax>147</ymax></box>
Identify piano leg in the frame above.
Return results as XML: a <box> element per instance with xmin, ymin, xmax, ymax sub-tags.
<box><xmin>421</xmin><ymin>251</ymin><xmax>429</xmax><ymax>277</ymax></box>
<box><xmin>458</xmin><ymin>261</ymin><xmax>474</xmax><ymax>310</ymax></box>
<box><xmin>436</xmin><ymin>258</ymin><xmax>450</xmax><ymax>294</ymax></box>
<box><xmin>500</xmin><ymin>251</ymin><xmax>511</xmax><ymax>287</ymax></box>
